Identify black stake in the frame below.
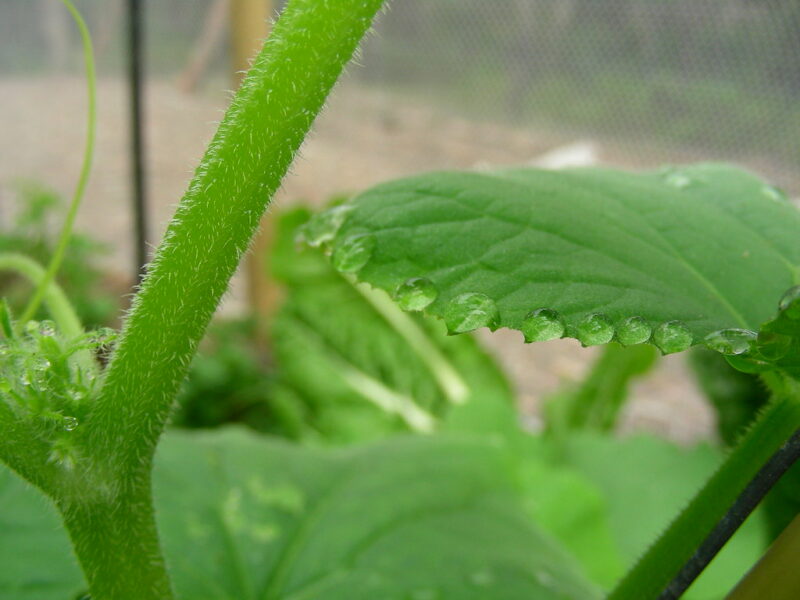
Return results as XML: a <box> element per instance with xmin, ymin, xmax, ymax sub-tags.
<box><xmin>659</xmin><ymin>427</ymin><xmax>800</xmax><ymax>599</ymax></box>
<box><xmin>127</xmin><ymin>0</ymin><xmax>148</xmax><ymax>284</ymax></box>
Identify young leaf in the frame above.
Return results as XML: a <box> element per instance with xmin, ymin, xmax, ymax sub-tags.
<box><xmin>320</xmin><ymin>164</ymin><xmax>800</xmax><ymax>353</ymax></box>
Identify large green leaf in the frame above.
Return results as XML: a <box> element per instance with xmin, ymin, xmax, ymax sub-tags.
<box><xmin>319</xmin><ymin>164</ymin><xmax>800</xmax><ymax>353</ymax></box>
<box><xmin>271</xmin><ymin>208</ymin><xmax>516</xmax><ymax>442</ymax></box>
<box><xmin>0</xmin><ymin>469</ymin><xmax>84</xmax><ymax>599</ymax></box>
<box><xmin>0</xmin><ymin>429</ymin><xmax>602</xmax><ymax>600</ymax></box>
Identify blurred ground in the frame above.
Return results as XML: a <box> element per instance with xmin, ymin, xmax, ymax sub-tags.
<box><xmin>6</xmin><ymin>75</ymin><xmax>781</xmax><ymax>443</ymax></box>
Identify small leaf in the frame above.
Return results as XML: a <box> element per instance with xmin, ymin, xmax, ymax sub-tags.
<box><xmin>322</xmin><ymin>164</ymin><xmax>800</xmax><ymax>352</ymax></box>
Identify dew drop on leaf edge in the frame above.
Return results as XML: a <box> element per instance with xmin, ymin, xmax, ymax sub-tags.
<box><xmin>703</xmin><ymin>328</ymin><xmax>757</xmax><ymax>356</ymax></box>
<box><xmin>394</xmin><ymin>277</ymin><xmax>438</xmax><ymax>312</ymax></box>
<box><xmin>521</xmin><ymin>308</ymin><xmax>565</xmax><ymax>342</ymax></box>
<box><xmin>779</xmin><ymin>286</ymin><xmax>800</xmax><ymax>320</ymax></box>
<box><xmin>653</xmin><ymin>321</ymin><xmax>693</xmax><ymax>354</ymax></box>
<box><xmin>63</xmin><ymin>416</ymin><xmax>78</xmax><ymax>432</ymax></box>
<box><xmin>331</xmin><ymin>232</ymin><xmax>376</xmax><ymax>273</ymax></box>
<box><xmin>444</xmin><ymin>292</ymin><xmax>499</xmax><ymax>334</ymax></box>
<box><xmin>616</xmin><ymin>316</ymin><xmax>651</xmax><ymax>346</ymax></box>
<box><xmin>299</xmin><ymin>205</ymin><xmax>352</xmax><ymax>247</ymax></box>
<box><xmin>576</xmin><ymin>313</ymin><xmax>614</xmax><ymax>346</ymax></box>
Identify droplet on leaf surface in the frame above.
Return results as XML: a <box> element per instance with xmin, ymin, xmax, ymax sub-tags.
<box><xmin>616</xmin><ymin>316</ymin><xmax>651</xmax><ymax>346</ymax></box>
<box><xmin>444</xmin><ymin>293</ymin><xmax>499</xmax><ymax>334</ymax></box>
<box><xmin>299</xmin><ymin>205</ymin><xmax>352</xmax><ymax>247</ymax></box>
<box><xmin>757</xmin><ymin>331</ymin><xmax>791</xmax><ymax>361</ymax></box>
<box><xmin>703</xmin><ymin>328</ymin><xmax>756</xmax><ymax>355</ymax></box>
<box><xmin>521</xmin><ymin>308</ymin><xmax>565</xmax><ymax>342</ymax></box>
<box><xmin>332</xmin><ymin>232</ymin><xmax>375</xmax><ymax>273</ymax></box>
<box><xmin>394</xmin><ymin>277</ymin><xmax>438</xmax><ymax>311</ymax></box>
<box><xmin>576</xmin><ymin>313</ymin><xmax>614</xmax><ymax>346</ymax></box>
<box><xmin>654</xmin><ymin>321</ymin><xmax>692</xmax><ymax>354</ymax></box>
<box><xmin>779</xmin><ymin>286</ymin><xmax>800</xmax><ymax>320</ymax></box>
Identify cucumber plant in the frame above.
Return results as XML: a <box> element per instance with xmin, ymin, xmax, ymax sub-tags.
<box><xmin>310</xmin><ymin>164</ymin><xmax>800</xmax><ymax>598</ymax></box>
<box><xmin>2</xmin><ymin>0</ymin><xmax>799</xmax><ymax>599</ymax></box>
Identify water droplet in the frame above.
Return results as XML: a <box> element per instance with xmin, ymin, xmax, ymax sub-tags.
<box><xmin>663</xmin><ymin>169</ymin><xmax>693</xmax><ymax>190</ymax></box>
<box><xmin>653</xmin><ymin>321</ymin><xmax>693</xmax><ymax>354</ymax></box>
<box><xmin>299</xmin><ymin>205</ymin><xmax>352</xmax><ymax>247</ymax></box>
<box><xmin>779</xmin><ymin>286</ymin><xmax>800</xmax><ymax>320</ymax></box>
<box><xmin>576</xmin><ymin>313</ymin><xmax>614</xmax><ymax>346</ymax></box>
<box><xmin>19</xmin><ymin>373</ymin><xmax>31</xmax><ymax>386</ymax></box>
<box><xmin>444</xmin><ymin>293</ymin><xmax>499</xmax><ymax>334</ymax></box>
<box><xmin>38</xmin><ymin>320</ymin><xmax>56</xmax><ymax>336</ymax></box>
<box><xmin>63</xmin><ymin>416</ymin><xmax>78</xmax><ymax>431</ymax></box>
<box><xmin>757</xmin><ymin>331</ymin><xmax>791</xmax><ymax>361</ymax></box>
<box><xmin>394</xmin><ymin>277</ymin><xmax>438</xmax><ymax>311</ymax></box>
<box><xmin>703</xmin><ymin>328</ymin><xmax>757</xmax><ymax>355</ymax></box>
<box><xmin>331</xmin><ymin>233</ymin><xmax>376</xmax><ymax>273</ymax></box>
<box><xmin>616</xmin><ymin>316</ymin><xmax>651</xmax><ymax>346</ymax></box>
<box><xmin>92</xmin><ymin>327</ymin><xmax>118</xmax><ymax>346</ymax></box>
<box><xmin>521</xmin><ymin>308</ymin><xmax>565</xmax><ymax>342</ymax></box>
<box><xmin>469</xmin><ymin>570</ymin><xmax>493</xmax><ymax>587</ymax></box>
<box><xmin>32</xmin><ymin>356</ymin><xmax>51</xmax><ymax>371</ymax></box>
<box><xmin>762</xmin><ymin>185</ymin><xmax>788</xmax><ymax>203</ymax></box>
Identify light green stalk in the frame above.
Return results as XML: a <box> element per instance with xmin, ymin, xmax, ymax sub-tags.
<box><xmin>55</xmin><ymin>1</ymin><xmax>386</xmax><ymax>598</ymax></box>
<box><xmin>20</xmin><ymin>0</ymin><xmax>96</xmax><ymax>326</ymax></box>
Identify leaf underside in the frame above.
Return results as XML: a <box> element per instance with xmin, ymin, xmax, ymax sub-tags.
<box><xmin>324</xmin><ymin>164</ymin><xmax>800</xmax><ymax>351</ymax></box>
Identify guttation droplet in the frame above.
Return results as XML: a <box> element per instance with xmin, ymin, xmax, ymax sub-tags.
<box><xmin>32</xmin><ymin>356</ymin><xmax>51</xmax><ymax>371</ymax></box>
<box><xmin>616</xmin><ymin>316</ymin><xmax>651</xmax><ymax>346</ymax></box>
<box><xmin>444</xmin><ymin>293</ymin><xmax>499</xmax><ymax>334</ymax></box>
<box><xmin>663</xmin><ymin>169</ymin><xmax>693</xmax><ymax>190</ymax></box>
<box><xmin>521</xmin><ymin>308</ymin><xmax>565</xmax><ymax>343</ymax></box>
<box><xmin>653</xmin><ymin>321</ymin><xmax>693</xmax><ymax>354</ymax></box>
<box><xmin>331</xmin><ymin>233</ymin><xmax>376</xmax><ymax>273</ymax></box>
<box><xmin>762</xmin><ymin>185</ymin><xmax>788</xmax><ymax>203</ymax></box>
<box><xmin>63</xmin><ymin>416</ymin><xmax>79</xmax><ymax>432</ymax></box>
<box><xmin>779</xmin><ymin>286</ymin><xmax>800</xmax><ymax>320</ymax></box>
<box><xmin>394</xmin><ymin>277</ymin><xmax>438</xmax><ymax>312</ymax></box>
<box><xmin>703</xmin><ymin>328</ymin><xmax>757</xmax><ymax>356</ymax></box>
<box><xmin>576</xmin><ymin>313</ymin><xmax>614</xmax><ymax>346</ymax></box>
<box><xmin>38</xmin><ymin>320</ymin><xmax>56</xmax><ymax>337</ymax></box>
<box><xmin>299</xmin><ymin>205</ymin><xmax>352</xmax><ymax>247</ymax></box>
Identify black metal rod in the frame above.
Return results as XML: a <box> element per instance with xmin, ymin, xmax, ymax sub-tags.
<box><xmin>127</xmin><ymin>0</ymin><xmax>148</xmax><ymax>283</ymax></box>
<box><xmin>659</xmin><ymin>427</ymin><xmax>800</xmax><ymax>599</ymax></box>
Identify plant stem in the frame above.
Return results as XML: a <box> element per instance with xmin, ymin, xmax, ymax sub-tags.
<box><xmin>0</xmin><ymin>253</ymin><xmax>84</xmax><ymax>340</ymax></box>
<box><xmin>607</xmin><ymin>387</ymin><xmax>800</xmax><ymax>600</ymax></box>
<box><xmin>20</xmin><ymin>0</ymin><xmax>96</xmax><ymax>326</ymax></box>
<box><xmin>68</xmin><ymin>1</ymin><xmax>385</xmax><ymax>597</ymax></box>
<box><xmin>58</xmin><ymin>474</ymin><xmax>172</xmax><ymax>600</ymax></box>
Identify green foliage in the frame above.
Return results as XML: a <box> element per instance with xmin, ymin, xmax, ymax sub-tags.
<box><xmin>1</xmin><ymin>428</ymin><xmax>605</xmax><ymax>600</ymax></box>
<box><xmin>172</xmin><ymin>319</ymin><xmax>280</xmax><ymax>434</ymax></box>
<box><xmin>0</xmin><ymin>181</ymin><xmax>116</xmax><ymax>329</ymax></box>
<box><xmin>270</xmin><ymin>207</ymin><xmax>515</xmax><ymax>442</ymax></box>
<box><xmin>546</xmin><ymin>343</ymin><xmax>658</xmax><ymax>433</ymax></box>
<box><xmin>319</xmin><ymin>164</ymin><xmax>799</xmax><ymax>353</ymax></box>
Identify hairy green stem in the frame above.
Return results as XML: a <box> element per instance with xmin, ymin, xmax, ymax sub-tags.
<box><xmin>608</xmin><ymin>387</ymin><xmax>800</xmax><ymax>600</ymax></box>
<box><xmin>20</xmin><ymin>0</ymin><xmax>96</xmax><ymax>326</ymax></box>
<box><xmin>58</xmin><ymin>479</ymin><xmax>172</xmax><ymax>600</ymax></box>
<box><xmin>56</xmin><ymin>2</ymin><xmax>387</xmax><ymax>598</ymax></box>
